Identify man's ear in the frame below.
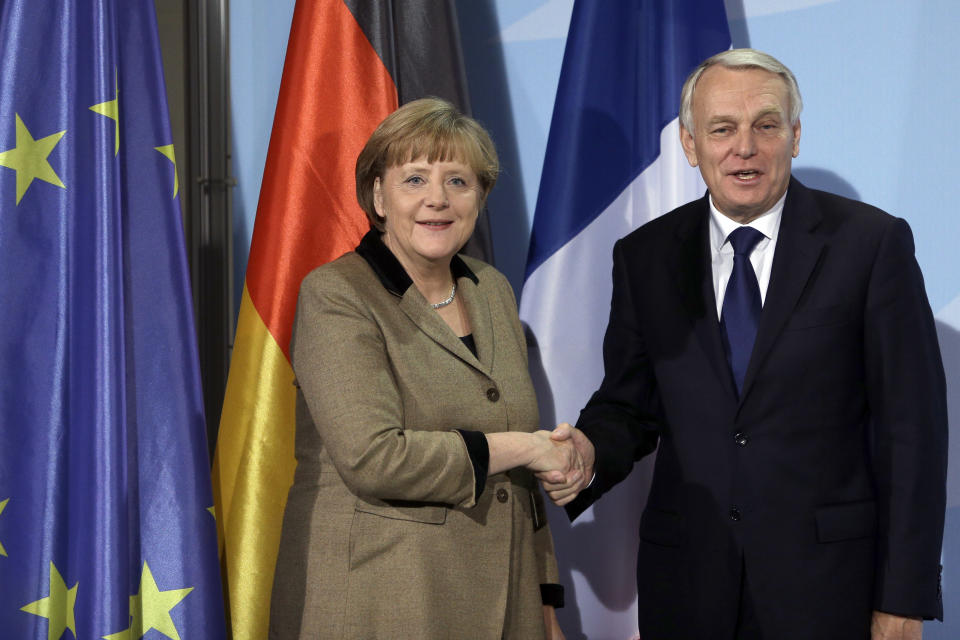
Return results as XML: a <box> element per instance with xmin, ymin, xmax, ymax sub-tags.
<box><xmin>680</xmin><ymin>125</ymin><xmax>699</xmax><ymax>167</ymax></box>
<box><xmin>791</xmin><ymin>119</ymin><xmax>802</xmax><ymax>158</ymax></box>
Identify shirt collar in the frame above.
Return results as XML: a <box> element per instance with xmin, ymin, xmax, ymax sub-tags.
<box><xmin>355</xmin><ymin>229</ymin><xmax>479</xmax><ymax>297</ymax></box>
<box><xmin>708</xmin><ymin>188</ymin><xmax>787</xmax><ymax>252</ymax></box>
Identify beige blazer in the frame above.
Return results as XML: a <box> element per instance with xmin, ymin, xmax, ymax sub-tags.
<box><xmin>269</xmin><ymin>240</ymin><xmax>559</xmax><ymax>639</ymax></box>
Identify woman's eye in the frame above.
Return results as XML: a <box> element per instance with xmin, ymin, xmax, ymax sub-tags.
<box><xmin>405</xmin><ymin>176</ymin><xmax>424</xmax><ymax>185</ymax></box>
<box><xmin>449</xmin><ymin>177</ymin><xmax>466</xmax><ymax>186</ymax></box>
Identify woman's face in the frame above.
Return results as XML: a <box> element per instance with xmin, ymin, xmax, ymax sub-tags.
<box><xmin>375</xmin><ymin>157</ymin><xmax>480</xmax><ymax>274</ymax></box>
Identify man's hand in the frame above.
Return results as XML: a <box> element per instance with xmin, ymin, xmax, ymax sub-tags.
<box><xmin>536</xmin><ymin>423</ymin><xmax>595</xmax><ymax>506</ymax></box>
<box><xmin>871</xmin><ymin>611</ymin><xmax>922</xmax><ymax>640</ymax></box>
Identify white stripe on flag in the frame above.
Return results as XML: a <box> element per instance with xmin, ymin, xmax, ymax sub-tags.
<box><xmin>520</xmin><ymin>118</ymin><xmax>705</xmax><ymax>428</ymax></box>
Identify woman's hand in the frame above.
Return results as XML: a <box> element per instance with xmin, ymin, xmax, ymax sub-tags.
<box><xmin>536</xmin><ymin>423</ymin><xmax>596</xmax><ymax>506</ymax></box>
<box><xmin>527</xmin><ymin>430</ymin><xmax>583</xmax><ymax>486</ymax></box>
<box><xmin>486</xmin><ymin>431</ymin><xmax>582</xmax><ymax>481</ymax></box>
<box><xmin>543</xmin><ymin>605</ymin><xmax>566</xmax><ymax>640</ymax></box>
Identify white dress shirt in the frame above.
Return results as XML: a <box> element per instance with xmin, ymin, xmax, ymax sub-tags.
<box><xmin>709</xmin><ymin>190</ymin><xmax>787</xmax><ymax>320</ymax></box>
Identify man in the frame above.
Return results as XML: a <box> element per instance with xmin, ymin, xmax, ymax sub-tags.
<box><xmin>542</xmin><ymin>49</ymin><xmax>947</xmax><ymax>639</ymax></box>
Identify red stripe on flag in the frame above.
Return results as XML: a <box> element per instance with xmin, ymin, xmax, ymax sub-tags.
<box><xmin>246</xmin><ymin>0</ymin><xmax>397</xmax><ymax>360</ymax></box>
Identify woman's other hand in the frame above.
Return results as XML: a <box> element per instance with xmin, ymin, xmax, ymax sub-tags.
<box><xmin>543</xmin><ymin>605</ymin><xmax>566</xmax><ymax>640</ymax></box>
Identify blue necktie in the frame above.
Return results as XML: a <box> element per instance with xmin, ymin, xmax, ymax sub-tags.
<box><xmin>721</xmin><ymin>227</ymin><xmax>765</xmax><ymax>395</ymax></box>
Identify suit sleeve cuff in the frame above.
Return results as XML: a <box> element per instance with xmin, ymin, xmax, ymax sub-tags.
<box><xmin>455</xmin><ymin>429</ymin><xmax>488</xmax><ymax>500</ymax></box>
<box><xmin>540</xmin><ymin>583</ymin><xmax>564</xmax><ymax>608</ymax></box>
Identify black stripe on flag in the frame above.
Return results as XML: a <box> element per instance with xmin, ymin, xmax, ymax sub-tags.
<box><xmin>343</xmin><ymin>0</ymin><xmax>494</xmax><ymax>264</ymax></box>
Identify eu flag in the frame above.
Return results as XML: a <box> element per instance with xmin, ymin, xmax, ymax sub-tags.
<box><xmin>0</xmin><ymin>2</ymin><xmax>226</xmax><ymax>639</ymax></box>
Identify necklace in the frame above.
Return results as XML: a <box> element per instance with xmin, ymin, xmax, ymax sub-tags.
<box><xmin>431</xmin><ymin>283</ymin><xmax>457</xmax><ymax>309</ymax></box>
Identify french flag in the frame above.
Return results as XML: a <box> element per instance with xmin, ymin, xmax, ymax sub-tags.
<box><xmin>519</xmin><ymin>0</ymin><xmax>730</xmax><ymax>633</ymax></box>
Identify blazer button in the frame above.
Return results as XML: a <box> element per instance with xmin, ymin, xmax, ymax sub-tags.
<box><xmin>496</xmin><ymin>488</ymin><xmax>509</xmax><ymax>503</ymax></box>
<box><xmin>729</xmin><ymin>507</ymin><xmax>741</xmax><ymax>521</ymax></box>
<box><xmin>734</xmin><ymin>432</ymin><xmax>749</xmax><ymax>447</ymax></box>
<box><xmin>486</xmin><ymin>387</ymin><xmax>500</xmax><ymax>402</ymax></box>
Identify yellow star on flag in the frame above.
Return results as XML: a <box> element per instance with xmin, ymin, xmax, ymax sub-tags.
<box><xmin>154</xmin><ymin>144</ymin><xmax>178</xmax><ymax>197</ymax></box>
<box><xmin>20</xmin><ymin>562</ymin><xmax>78</xmax><ymax>640</ymax></box>
<box><xmin>101</xmin><ymin>628</ymin><xmax>133</xmax><ymax>640</ymax></box>
<box><xmin>0</xmin><ymin>498</ymin><xmax>8</xmax><ymax>556</ymax></box>
<box><xmin>102</xmin><ymin>561</ymin><xmax>193</xmax><ymax>640</ymax></box>
<box><xmin>90</xmin><ymin>74</ymin><xmax>119</xmax><ymax>156</ymax></box>
<box><xmin>0</xmin><ymin>113</ymin><xmax>66</xmax><ymax>205</ymax></box>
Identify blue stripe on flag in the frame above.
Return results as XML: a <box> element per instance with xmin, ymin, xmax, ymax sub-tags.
<box><xmin>519</xmin><ymin>3</ymin><xmax>730</xmax><ymax>635</ymax></box>
<box><xmin>525</xmin><ymin>0</ymin><xmax>731</xmax><ymax>278</ymax></box>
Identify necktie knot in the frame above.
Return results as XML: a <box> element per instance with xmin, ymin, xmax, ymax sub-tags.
<box><xmin>727</xmin><ymin>226</ymin><xmax>765</xmax><ymax>257</ymax></box>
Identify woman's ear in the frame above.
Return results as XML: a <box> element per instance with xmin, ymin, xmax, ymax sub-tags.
<box><xmin>373</xmin><ymin>177</ymin><xmax>384</xmax><ymax>217</ymax></box>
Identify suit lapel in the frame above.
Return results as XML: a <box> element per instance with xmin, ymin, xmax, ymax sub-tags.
<box><xmin>739</xmin><ymin>179</ymin><xmax>825</xmax><ymax>404</ymax></box>
<box><xmin>396</xmin><ymin>277</ymin><xmax>491</xmax><ymax>376</ymax></box>
<box><xmin>459</xmin><ymin>276</ymin><xmax>494</xmax><ymax>371</ymax></box>
<box><xmin>356</xmin><ymin>232</ymin><xmax>491</xmax><ymax>374</ymax></box>
<box><xmin>670</xmin><ymin>197</ymin><xmax>738</xmax><ymax>397</ymax></box>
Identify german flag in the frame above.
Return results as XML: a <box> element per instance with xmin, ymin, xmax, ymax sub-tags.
<box><xmin>211</xmin><ymin>1</ymin><xmax>487</xmax><ymax>637</ymax></box>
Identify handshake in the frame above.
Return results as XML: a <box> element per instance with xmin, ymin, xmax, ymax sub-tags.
<box><xmin>529</xmin><ymin>424</ymin><xmax>596</xmax><ymax>507</ymax></box>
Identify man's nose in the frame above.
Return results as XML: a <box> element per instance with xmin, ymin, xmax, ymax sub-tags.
<box><xmin>734</xmin><ymin>129</ymin><xmax>757</xmax><ymax>158</ymax></box>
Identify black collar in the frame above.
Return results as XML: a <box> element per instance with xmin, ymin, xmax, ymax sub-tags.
<box><xmin>355</xmin><ymin>229</ymin><xmax>479</xmax><ymax>297</ymax></box>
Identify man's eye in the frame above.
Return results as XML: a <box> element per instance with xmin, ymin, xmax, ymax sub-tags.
<box><xmin>711</xmin><ymin>127</ymin><xmax>729</xmax><ymax>135</ymax></box>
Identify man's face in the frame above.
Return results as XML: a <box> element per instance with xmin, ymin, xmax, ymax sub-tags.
<box><xmin>680</xmin><ymin>66</ymin><xmax>801</xmax><ymax>223</ymax></box>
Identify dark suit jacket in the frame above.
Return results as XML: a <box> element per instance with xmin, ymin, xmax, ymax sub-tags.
<box><xmin>568</xmin><ymin>178</ymin><xmax>947</xmax><ymax>639</ymax></box>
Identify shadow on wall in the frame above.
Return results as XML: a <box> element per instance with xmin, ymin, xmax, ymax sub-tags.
<box><xmin>791</xmin><ymin>167</ymin><xmax>861</xmax><ymax>201</ymax></box>
<box><xmin>724</xmin><ymin>0</ymin><xmax>751</xmax><ymax>48</ymax></box>
<box><xmin>455</xmin><ymin>1</ymin><xmax>532</xmax><ymax>293</ymax></box>
<box><xmin>524</xmin><ymin>329</ymin><xmax>555</xmax><ymax>427</ymax></box>
<box><xmin>545</xmin><ymin>462</ymin><xmax>654</xmax><ymax>640</ymax></box>
<box><xmin>925</xmin><ymin>319</ymin><xmax>960</xmax><ymax>639</ymax></box>
<box><xmin>528</xmin><ymin>323</ymin><xmax>649</xmax><ymax>639</ymax></box>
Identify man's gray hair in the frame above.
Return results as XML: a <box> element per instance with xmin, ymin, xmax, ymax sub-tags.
<box><xmin>679</xmin><ymin>48</ymin><xmax>803</xmax><ymax>134</ymax></box>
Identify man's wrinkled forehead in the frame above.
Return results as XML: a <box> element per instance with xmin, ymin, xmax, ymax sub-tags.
<box><xmin>693</xmin><ymin>67</ymin><xmax>791</xmax><ymax>116</ymax></box>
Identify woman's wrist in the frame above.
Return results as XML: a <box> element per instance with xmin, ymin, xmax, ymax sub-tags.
<box><xmin>486</xmin><ymin>431</ymin><xmax>539</xmax><ymax>475</ymax></box>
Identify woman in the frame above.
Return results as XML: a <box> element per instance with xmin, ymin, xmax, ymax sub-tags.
<box><xmin>270</xmin><ymin>98</ymin><xmax>576</xmax><ymax>639</ymax></box>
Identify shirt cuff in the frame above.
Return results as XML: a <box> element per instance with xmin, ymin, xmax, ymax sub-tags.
<box><xmin>454</xmin><ymin>429</ymin><xmax>488</xmax><ymax>500</ymax></box>
<box><xmin>540</xmin><ymin>583</ymin><xmax>564</xmax><ymax>608</ymax></box>
<box><xmin>586</xmin><ymin>470</ymin><xmax>596</xmax><ymax>488</ymax></box>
